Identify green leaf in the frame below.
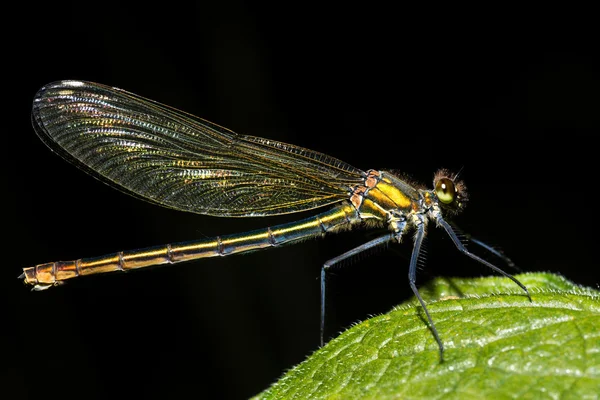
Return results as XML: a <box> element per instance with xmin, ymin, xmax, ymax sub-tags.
<box><xmin>253</xmin><ymin>273</ymin><xmax>600</xmax><ymax>399</ymax></box>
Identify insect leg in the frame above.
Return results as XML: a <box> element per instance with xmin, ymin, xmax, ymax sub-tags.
<box><xmin>437</xmin><ymin>217</ymin><xmax>531</xmax><ymax>301</ymax></box>
<box><xmin>408</xmin><ymin>215</ymin><xmax>445</xmax><ymax>362</ymax></box>
<box><xmin>320</xmin><ymin>233</ymin><xmax>395</xmax><ymax>346</ymax></box>
<box><xmin>465</xmin><ymin>234</ymin><xmax>519</xmax><ymax>270</ymax></box>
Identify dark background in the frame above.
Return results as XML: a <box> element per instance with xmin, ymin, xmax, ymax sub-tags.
<box><xmin>3</xmin><ymin>3</ymin><xmax>599</xmax><ymax>400</ymax></box>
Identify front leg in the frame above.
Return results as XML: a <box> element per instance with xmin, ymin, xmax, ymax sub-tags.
<box><xmin>435</xmin><ymin>214</ymin><xmax>531</xmax><ymax>301</ymax></box>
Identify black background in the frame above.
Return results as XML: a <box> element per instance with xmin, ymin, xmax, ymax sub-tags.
<box><xmin>3</xmin><ymin>3</ymin><xmax>599</xmax><ymax>400</ymax></box>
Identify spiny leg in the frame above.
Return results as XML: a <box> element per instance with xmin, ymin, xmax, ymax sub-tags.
<box><xmin>447</xmin><ymin>223</ymin><xmax>518</xmax><ymax>270</ymax></box>
<box><xmin>408</xmin><ymin>216</ymin><xmax>445</xmax><ymax>362</ymax></box>
<box><xmin>320</xmin><ymin>233</ymin><xmax>395</xmax><ymax>346</ymax></box>
<box><xmin>437</xmin><ymin>217</ymin><xmax>531</xmax><ymax>302</ymax></box>
<box><xmin>465</xmin><ymin>234</ymin><xmax>518</xmax><ymax>270</ymax></box>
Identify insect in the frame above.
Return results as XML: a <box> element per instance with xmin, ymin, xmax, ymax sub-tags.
<box><xmin>21</xmin><ymin>80</ymin><xmax>530</xmax><ymax>360</ymax></box>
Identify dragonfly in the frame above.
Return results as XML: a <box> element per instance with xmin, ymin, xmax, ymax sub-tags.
<box><xmin>21</xmin><ymin>80</ymin><xmax>531</xmax><ymax>360</ymax></box>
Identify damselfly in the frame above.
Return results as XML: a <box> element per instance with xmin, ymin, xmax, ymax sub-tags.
<box><xmin>21</xmin><ymin>81</ymin><xmax>530</xmax><ymax>359</ymax></box>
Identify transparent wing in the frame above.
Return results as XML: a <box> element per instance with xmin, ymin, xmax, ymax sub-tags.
<box><xmin>32</xmin><ymin>81</ymin><xmax>365</xmax><ymax>216</ymax></box>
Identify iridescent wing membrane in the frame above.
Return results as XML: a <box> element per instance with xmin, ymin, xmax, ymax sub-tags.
<box><xmin>33</xmin><ymin>81</ymin><xmax>366</xmax><ymax>217</ymax></box>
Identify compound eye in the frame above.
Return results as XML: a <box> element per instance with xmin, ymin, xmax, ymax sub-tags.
<box><xmin>435</xmin><ymin>178</ymin><xmax>456</xmax><ymax>204</ymax></box>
